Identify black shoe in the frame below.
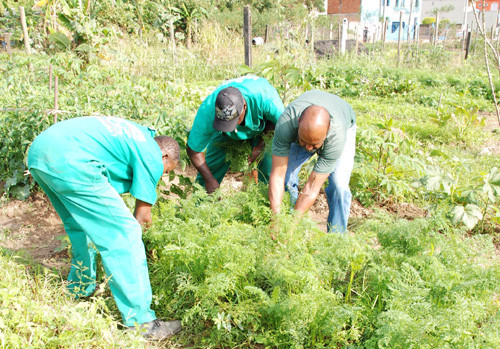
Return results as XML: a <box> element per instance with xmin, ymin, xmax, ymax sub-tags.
<box><xmin>128</xmin><ymin>319</ymin><xmax>182</xmax><ymax>341</ymax></box>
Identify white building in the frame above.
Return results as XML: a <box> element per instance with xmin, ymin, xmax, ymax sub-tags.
<box><xmin>421</xmin><ymin>0</ymin><xmax>500</xmax><ymax>29</ymax></box>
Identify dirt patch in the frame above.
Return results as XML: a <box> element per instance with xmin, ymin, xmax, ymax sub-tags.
<box><xmin>480</xmin><ymin>111</ymin><xmax>500</xmax><ymax>155</ymax></box>
<box><xmin>379</xmin><ymin>201</ymin><xmax>427</xmax><ymax>220</ymax></box>
<box><xmin>0</xmin><ymin>192</ymin><xmax>68</xmax><ymax>271</ymax></box>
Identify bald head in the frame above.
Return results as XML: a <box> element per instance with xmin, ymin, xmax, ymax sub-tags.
<box><xmin>298</xmin><ymin>105</ymin><xmax>330</xmax><ymax>152</ymax></box>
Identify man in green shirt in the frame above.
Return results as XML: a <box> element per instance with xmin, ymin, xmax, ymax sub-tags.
<box><xmin>27</xmin><ymin>116</ymin><xmax>181</xmax><ymax>340</ymax></box>
<box><xmin>269</xmin><ymin>90</ymin><xmax>357</xmax><ymax>233</ymax></box>
<box><xmin>187</xmin><ymin>75</ymin><xmax>284</xmax><ymax>193</ymax></box>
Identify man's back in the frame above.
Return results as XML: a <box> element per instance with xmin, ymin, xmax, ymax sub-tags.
<box><xmin>28</xmin><ymin>116</ymin><xmax>163</xmax><ymax>203</ymax></box>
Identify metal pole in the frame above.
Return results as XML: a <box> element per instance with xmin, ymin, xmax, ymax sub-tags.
<box><xmin>341</xmin><ymin>18</ymin><xmax>347</xmax><ymax>54</ymax></box>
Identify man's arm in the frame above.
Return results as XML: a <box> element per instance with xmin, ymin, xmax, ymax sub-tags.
<box><xmin>186</xmin><ymin>145</ymin><xmax>220</xmax><ymax>194</ymax></box>
<box><xmin>294</xmin><ymin>171</ymin><xmax>330</xmax><ymax>215</ymax></box>
<box><xmin>134</xmin><ymin>199</ymin><xmax>153</xmax><ymax>227</ymax></box>
<box><xmin>269</xmin><ymin>155</ymin><xmax>289</xmax><ymax>214</ymax></box>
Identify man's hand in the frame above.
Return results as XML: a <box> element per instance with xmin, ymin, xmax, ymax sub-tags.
<box><xmin>294</xmin><ymin>171</ymin><xmax>329</xmax><ymax>214</ymax></box>
<box><xmin>134</xmin><ymin>199</ymin><xmax>152</xmax><ymax>227</ymax></box>
<box><xmin>205</xmin><ymin>177</ymin><xmax>220</xmax><ymax>194</ymax></box>
<box><xmin>187</xmin><ymin>145</ymin><xmax>219</xmax><ymax>194</ymax></box>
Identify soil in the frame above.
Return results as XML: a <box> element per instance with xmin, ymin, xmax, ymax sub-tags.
<box><xmin>479</xmin><ymin>111</ymin><xmax>500</xmax><ymax>155</ymax></box>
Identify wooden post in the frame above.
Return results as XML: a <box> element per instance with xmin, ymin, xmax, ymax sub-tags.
<box><xmin>329</xmin><ymin>22</ymin><xmax>333</xmax><ymax>40</ymax></box>
<box><xmin>338</xmin><ymin>22</ymin><xmax>342</xmax><ymax>54</ymax></box>
<box><xmin>264</xmin><ymin>24</ymin><xmax>269</xmax><ymax>43</ymax></box>
<box><xmin>4</xmin><ymin>33</ymin><xmax>12</xmax><ymax>55</ymax></box>
<box><xmin>434</xmin><ymin>11</ymin><xmax>440</xmax><ymax>46</ymax></box>
<box><xmin>54</xmin><ymin>76</ymin><xmax>59</xmax><ymax>122</ymax></box>
<box><xmin>397</xmin><ymin>10</ymin><xmax>403</xmax><ymax>66</ymax></box>
<box><xmin>19</xmin><ymin>7</ymin><xmax>31</xmax><ymax>55</ymax></box>
<box><xmin>381</xmin><ymin>0</ymin><xmax>387</xmax><ymax>42</ymax></box>
<box><xmin>243</xmin><ymin>5</ymin><xmax>252</xmax><ymax>67</ymax></box>
<box><xmin>19</xmin><ymin>6</ymin><xmax>33</xmax><ymax>71</ymax></box>
<box><xmin>407</xmin><ymin>0</ymin><xmax>414</xmax><ymax>46</ymax></box>
<box><xmin>169</xmin><ymin>19</ymin><xmax>175</xmax><ymax>50</ymax></box>
<box><xmin>465</xmin><ymin>29</ymin><xmax>472</xmax><ymax>60</ymax></box>
<box><xmin>49</xmin><ymin>64</ymin><xmax>53</xmax><ymax>91</ymax></box>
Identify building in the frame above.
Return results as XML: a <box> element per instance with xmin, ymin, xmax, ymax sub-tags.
<box><xmin>421</xmin><ymin>0</ymin><xmax>499</xmax><ymax>29</ymax></box>
<box><xmin>326</xmin><ymin>0</ymin><xmax>423</xmax><ymax>41</ymax></box>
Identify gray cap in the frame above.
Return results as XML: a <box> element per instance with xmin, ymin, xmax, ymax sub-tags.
<box><xmin>213</xmin><ymin>86</ymin><xmax>245</xmax><ymax>132</ymax></box>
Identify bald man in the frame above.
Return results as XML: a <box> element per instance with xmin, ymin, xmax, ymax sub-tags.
<box><xmin>269</xmin><ymin>90</ymin><xmax>356</xmax><ymax>233</ymax></box>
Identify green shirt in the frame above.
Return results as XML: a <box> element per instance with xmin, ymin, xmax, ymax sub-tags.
<box><xmin>27</xmin><ymin>116</ymin><xmax>164</xmax><ymax>205</ymax></box>
<box><xmin>187</xmin><ymin>75</ymin><xmax>284</xmax><ymax>152</ymax></box>
<box><xmin>272</xmin><ymin>90</ymin><xmax>356</xmax><ymax>174</ymax></box>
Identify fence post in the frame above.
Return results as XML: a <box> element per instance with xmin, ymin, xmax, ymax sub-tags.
<box><xmin>338</xmin><ymin>22</ymin><xmax>342</xmax><ymax>55</ymax></box>
<box><xmin>169</xmin><ymin>19</ymin><xmax>175</xmax><ymax>50</ymax></box>
<box><xmin>407</xmin><ymin>0</ymin><xmax>414</xmax><ymax>46</ymax></box>
<box><xmin>340</xmin><ymin>18</ymin><xmax>347</xmax><ymax>54</ymax></box>
<box><xmin>244</xmin><ymin>5</ymin><xmax>252</xmax><ymax>67</ymax></box>
<box><xmin>397</xmin><ymin>11</ymin><xmax>403</xmax><ymax>66</ymax></box>
<box><xmin>19</xmin><ymin>6</ymin><xmax>33</xmax><ymax>70</ymax></box>
<box><xmin>265</xmin><ymin>24</ymin><xmax>269</xmax><ymax>43</ymax></box>
<box><xmin>19</xmin><ymin>7</ymin><xmax>30</xmax><ymax>55</ymax></box>
<box><xmin>465</xmin><ymin>29</ymin><xmax>472</xmax><ymax>60</ymax></box>
<box><xmin>4</xmin><ymin>33</ymin><xmax>12</xmax><ymax>55</ymax></box>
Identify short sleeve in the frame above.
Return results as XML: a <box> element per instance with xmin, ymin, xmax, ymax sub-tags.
<box><xmin>129</xmin><ymin>141</ymin><xmax>164</xmax><ymax>205</ymax></box>
<box><xmin>272</xmin><ymin>113</ymin><xmax>295</xmax><ymax>157</ymax></box>
<box><xmin>262</xmin><ymin>87</ymin><xmax>284</xmax><ymax>125</ymax></box>
<box><xmin>187</xmin><ymin>97</ymin><xmax>217</xmax><ymax>152</ymax></box>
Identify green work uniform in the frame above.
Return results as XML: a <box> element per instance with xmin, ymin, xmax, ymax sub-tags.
<box><xmin>187</xmin><ymin>75</ymin><xmax>284</xmax><ymax>185</ymax></box>
<box><xmin>27</xmin><ymin>116</ymin><xmax>163</xmax><ymax>326</ymax></box>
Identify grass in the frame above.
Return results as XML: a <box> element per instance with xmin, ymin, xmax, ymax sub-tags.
<box><xmin>0</xmin><ymin>250</ymin><xmax>151</xmax><ymax>348</ymax></box>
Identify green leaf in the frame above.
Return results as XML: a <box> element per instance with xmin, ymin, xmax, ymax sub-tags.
<box><xmin>429</xmin><ymin>149</ymin><xmax>449</xmax><ymax>158</ymax></box>
<box><xmin>450</xmin><ymin>204</ymin><xmax>482</xmax><ymax>229</ymax></box>
<box><xmin>49</xmin><ymin>31</ymin><xmax>71</xmax><ymax>50</ymax></box>
<box><xmin>9</xmin><ymin>185</ymin><xmax>30</xmax><ymax>200</ymax></box>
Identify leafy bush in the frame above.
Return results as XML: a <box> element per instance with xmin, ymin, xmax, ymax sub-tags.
<box><xmin>0</xmin><ymin>112</ymin><xmax>53</xmax><ymax>199</ymax></box>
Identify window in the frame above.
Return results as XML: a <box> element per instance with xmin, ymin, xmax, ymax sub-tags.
<box><xmin>386</xmin><ymin>0</ymin><xmax>390</xmax><ymax>6</ymax></box>
<box><xmin>392</xmin><ymin>22</ymin><xmax>406</xmax><ymax>33</ymax></box>
<box><xmin>415</xmin><ymin>0</ymin><xmax>419</xmax><ymax>8</ymax></box>
<box><xmin>396</xmin><ymin>0</ymin><xmax>400</xmax><ymax>7</ymax></box>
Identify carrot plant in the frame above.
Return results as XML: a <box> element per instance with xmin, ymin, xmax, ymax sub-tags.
<box><xmin>142</xmin><ymin>185</ymin><xmax>500</xmax><ymax>347</ymax></box>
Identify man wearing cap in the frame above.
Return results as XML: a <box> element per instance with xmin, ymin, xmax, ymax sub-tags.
<box><xmin>187</xmin><ymin>75</ymin><xmax>284</xmax><ymax>193</ymax></box>
<box><xmin>269</xmin><ymin>90</ymin><xmax>356</xmax><ymax>233</ymax></box>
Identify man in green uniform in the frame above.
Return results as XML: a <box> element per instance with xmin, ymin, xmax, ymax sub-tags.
<box><xmin>187</xmin><ymin>75</ymin><xmax>284</xmax><ymax>193</ymax></box>
<box><xmin>27</xmin><ymin>116</ymin><xmax>181</xmax><ymax>340</ymax></box>
<box><xmin>269</xmin><ymin>90</ymin><xmax>356</xmax><ymax>233</ymax></box>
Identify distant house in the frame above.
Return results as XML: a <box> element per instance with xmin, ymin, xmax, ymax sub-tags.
<box><xmin>421</xmin><ymin>0</ymin><xmax>499</xmax><ymax>29</ymax></box>
<box><xmin>326</xmin><ymin>0</ymin><xmax>423</xmax><ymax>41</ymax></box>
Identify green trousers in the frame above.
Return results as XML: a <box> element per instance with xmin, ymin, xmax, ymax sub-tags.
<box><xmin>196</xmin><ymin>133</ymin><xmax>272</xmax><ymax>187</ymax></box>
<box><xmin>30</xmin><ymin>168</ymin><xmax>156</xmax><ymax>326</ymax></box>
